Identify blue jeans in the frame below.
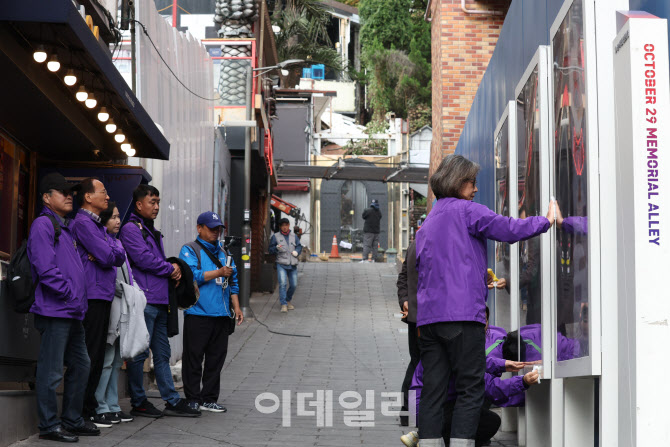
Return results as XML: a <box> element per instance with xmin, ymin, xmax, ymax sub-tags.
<box><xmin>126</xmin><ymin>304</ymin><xmax>180</xmax><ymax>407</ymax></box>
<box><xmin>277</xmin><ymin>264</ymin><xmax>298</xmax><ymax>305</ymax></box>
<box><xmin>94</xmin><ymin>341</ymin><xmax>122</xmax><ymax>414</ymax></box>
<box><xmin>34</xmin><ymin>315</ymin><xmax>90</xmax><ymax>434</ymax></box>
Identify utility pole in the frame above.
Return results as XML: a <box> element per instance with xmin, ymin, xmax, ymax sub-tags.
<box><xmin>240</xmin><ymin>64</ymin><xmax>253</xmax><ymax>318</ymax></box>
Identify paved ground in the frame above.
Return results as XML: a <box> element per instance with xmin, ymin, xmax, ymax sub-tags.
<box><xmin>12</xmin><ymin>263</ymin><xmax>518</xmax><ymax>447</ymax></box>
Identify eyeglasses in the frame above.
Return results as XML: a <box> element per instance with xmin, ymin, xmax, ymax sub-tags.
<box><xmin>93</xmin><ymin>189</ymin><xmax>107</xmax><ymax>195</ymax></box>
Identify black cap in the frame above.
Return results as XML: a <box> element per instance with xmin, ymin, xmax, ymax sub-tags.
<box><xmin>39</xmin><ymin>173</ymin><xmax>81</xmax><ymax>195</ymax></box>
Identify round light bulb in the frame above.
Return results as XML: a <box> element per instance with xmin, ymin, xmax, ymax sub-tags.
<box><xmin>125</xmin><ymin>148</ymin><xmax>136</xmax><ymax>157</ymax></box>
<box><xmin>63</xmin><ymin>70</ymin><xmax>77</xmax><ymax>86</ymax></box>
<box><xmin>75</xmin><ymin>86</ymin><xmax>88</xmax><ymax>102</ymax></box>
<box><xmin>47</xmin><ymin>55</ymin><xmax>60</xmax><ymax>72</ymax></box>
<box><xmin>121</xmin><ymin>143</ymin><xmax>131</xmax><ymax>152</ymax></box>
<box><xmin>114</xmin><ymin>132</ymin><xmax>125</xmax><ymax>143</ymax></box>
<box><xmin>33</xmin><ymin>46</ymin><xmax>47</xmax><ymax>63</ymax></box>
<box><xmin>97</xmin><ymin>107</ymin><xmax>109</xmax><ymax>122</ymax></box>
<box><xmin>85</xmin><ymin>94</ymin><xmax>97</xmax><ymax>109</ymax></box>
<box><xmin>105</xmin><ymin>120</ymin><xmax>117</xmax><ymax>133</ymax></box>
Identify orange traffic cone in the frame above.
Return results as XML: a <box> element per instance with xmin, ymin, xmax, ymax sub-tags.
<box><xmin>329</xmin><ymin>235</ymin><xmax>340</xmax><ymax>258</ymax></box>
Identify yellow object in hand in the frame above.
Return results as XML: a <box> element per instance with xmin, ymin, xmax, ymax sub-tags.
<box><xmin>487</xmin><ymin>268</ymin><xmax>499</xmax><ymax>282</ymax></box>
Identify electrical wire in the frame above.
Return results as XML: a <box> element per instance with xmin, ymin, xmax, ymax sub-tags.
<box><xmin>247</xmin><ymin>304</ymin><xmax>312</xmax><ymax>338</ymax></box>
<box><xmin>132</xmin><ymin>19</ymin><xmax>221</xmax><ymax>102</ymax></box>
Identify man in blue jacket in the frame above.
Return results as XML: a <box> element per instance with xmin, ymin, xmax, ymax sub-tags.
<box><xmin>71</xmin><ymin>178</ymin><xmax>126</xmax><ymax>428</ymax></box>
<box><xmin>179</xmin><ymin>211</ymin><xmax>243</xmax><ymax>413</ymax></box>
<box><xmin>119</xmin><ymin>185</ymin><xmax>200</xmax><ymax>418</ymax></box>
<box><xmin>29</xmin><ymin>173</ymin><xmax>100</xmax><ymax>442</ymax></box>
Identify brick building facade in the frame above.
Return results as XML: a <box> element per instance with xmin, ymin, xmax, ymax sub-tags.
<box><xmin>427</xmin><ymin>0</ymin><xmax>510</xmax><ymax>203</ymax></box>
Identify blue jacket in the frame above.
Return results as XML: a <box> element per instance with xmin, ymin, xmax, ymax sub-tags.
<box><xmin>179</xmin><ymin>237</ymin><xmax>239</xmax><ymax>317</ymax></box>
<box><xmin>28</xmin><ymin>207</ymin><xmax>87</xmax><ymax>320</ymax></box>
<box><xmin>71</xmin><ymin>209</ymin><xmax>126</xmax><ymax>301</ymax></box>
<box><xmin>119</xmin><ymin>212</ymin><xmax>174</xmax><ymax>305</ymax></box>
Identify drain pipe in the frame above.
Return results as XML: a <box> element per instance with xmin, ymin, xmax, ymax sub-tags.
<box><xmin>424</xmin><ymin>0</ymin><xmax>432</xmax><ymax>22</ymax></box>
<box><xmin>461</xmin><ymin>0</ymin><xmax>504</xmax><ymax>16</ymax></box>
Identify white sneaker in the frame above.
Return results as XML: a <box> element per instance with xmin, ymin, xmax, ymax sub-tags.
<box><xmin>401</xmin><ymin>431</ymin><xmax>419</xmax><ymax>447</ymax></box>
<box><xmin>200</xmin><ymin>402</ymin><xmax>227</xmax><ymax>413</ymax></box>
<box><xmin>280</xmin><ymin>305</ymin><xmax>288</xmax><ymax>313</ymax></box>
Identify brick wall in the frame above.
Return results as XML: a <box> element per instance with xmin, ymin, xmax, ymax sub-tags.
<box><xmin>428</xmin><ymin>0</ymin><xmax>509</xmax><ymax>205</ymax></box>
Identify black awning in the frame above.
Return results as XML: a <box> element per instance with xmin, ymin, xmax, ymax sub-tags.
<box><xmin>275</xmin><ymin>160</ymin><xmax>429</xmax><ymax>183</ymax></box>
<box><xmin>0</xmin><ymin>0</ymin><xmax>169</xmax><ymax>161</ymax></box>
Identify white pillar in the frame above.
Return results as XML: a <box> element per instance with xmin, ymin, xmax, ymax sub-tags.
<box><xmin>613</xmin><ymin>12</ymin><xmax>670</xmax><ymax>446</ymax></box>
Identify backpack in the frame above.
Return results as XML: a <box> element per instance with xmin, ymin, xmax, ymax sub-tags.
<box><xmin>6</xmin><ymin>214</ymin><xmax>61</xmax><ymax>313</ymax></box>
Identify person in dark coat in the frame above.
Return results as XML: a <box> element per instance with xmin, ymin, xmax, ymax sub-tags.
<box><xmin>362</xmin><ymin>199</ymin><xmax>382</xmax><ymax>262</ymax></box>
<box><xmin>397</xmin><ymin>239</ymin><xmax>419</xmax><ymax>426</ymax></box>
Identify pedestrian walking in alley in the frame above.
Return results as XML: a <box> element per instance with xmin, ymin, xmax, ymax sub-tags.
<box><xmin>269</xmin><ymin>217</ymin><xmax>302</xmax><ymax>313</ymax></box>
<box><xmin>71</xmin><ymin>178</ymin><xmax>126</xmax><ymax>428</ymax></box>
<box><xmin>179</xmin><ymin>211</ymin><xmax>244</xmax><ymax>413</ymax></box>
<box><xmin>92</xmin><ymin>202</ymin><xmax>137</xmax><ymax>426</ymax></box>
<box><xmin>397</xmin><ymin>239</ymin><xmax>419</xmax><ymax>427</ymax></box>
<box><xmin>362</xmin><ymin>199</ymin><xmax>382</xmax><ymax>262</ymax></box>
<box><xmin>28</xmin><ymin>173</ymin><xmax>101</xmax><ymax>442</ymax></box>
<box><xmin>119</xmin><ymin>185</ymin><xmax>201</xmax><ymax>418</ymax></box>
<box><xmin>416</xmin><ymin>154</ymin><xmax>555</xmax><ymax>447</ymax></box>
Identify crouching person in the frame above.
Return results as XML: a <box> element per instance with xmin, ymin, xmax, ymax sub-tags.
<box><xmin>179</xmin><ymin>211</ymin><xmax>243</xmax><ymax>413</ymax></box>
<box><xmin>119</xmin><ymin>185</ymin><xmax>199</xmax><ymax>418</ymax></box>
<box><xmin>29</xmin><ymin>173</ymin><xmax>100</xmax><ymax>441</ymax></box>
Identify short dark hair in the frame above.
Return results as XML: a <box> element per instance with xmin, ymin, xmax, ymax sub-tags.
<box><xmin>279</xmin><ymin>218</ymin><xmax>290</xmax><ymax>226</ymax></box>
<box><xmin>429</xmin><ymin>154</ymin><xmax>480</xmax><ymax>199</ymax></box>
<box><xmin>99</xmin><ymin>201</ymin><xmax>117</xmax><ymax>226</ymax></box>
<box><xmin>78</xmin><ymin>177</ymin><xmax>99</xmax><ymax>206</ymax></box>
<box><xmin>133</xmin><ymin>184</ymin><xmax>160</xmax><ymax>207</ymax></box>
<box><xmin>503</xmin><ymin>330</ymin><xmax>522</xmax><ymax>361</ymax></box>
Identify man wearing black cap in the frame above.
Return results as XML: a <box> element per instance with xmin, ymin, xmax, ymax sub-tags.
<box><xmin>29</xmin><ymin>173</ymin><xmax>100</xmax><ymax>441</ymax></box>
<box><xmin>179</xmin><ymin>211</ymin><xmax>243</xmax><ymax>413</ymax></box>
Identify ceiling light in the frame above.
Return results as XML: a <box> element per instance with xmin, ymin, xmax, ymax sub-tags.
<box><xmin>75</xmin><ymin>86</ymin><xmax>88</xmax><ymax>102</ymax></box>
<box><xmin>125</xmin><ymin>148</ymin><xmax>136</xmax><ymax>157</ymax></box>
<box><xmin>85</xmin><ymin>94</ymin><xmax>97</xmax><ymax>109</ymax></box>
<box><xmin>63</xmin><ymin>69</ymin><xmax>77</xmax><ymax>86</ymax></box>
<box><xmin>33</xmin><ymin>45</ymin><xmax>47</xmax><ymax>63</ymax></box>
<box><xmin>47</xmin><ymin>54</ymin><xmax>60</xmax><ymax>72</ymax></box>
<box><xmin>97</xmin><ymin>107</ymin><xmax>109</xmax><ymax>122</ymax></box>
<box><xmin>105</xmin><ymin>120</ymin><xmax>117</xmax><ymax>133</ymax></box>
<box><xmin>121</xmin><ymin>143</ymin><xmax>131</xmax><ymax>152</ymax></box>
<box><xmin>114</xmin><ymin>131</ymin><xmax>125</xmax><ymax>143</ymax></box>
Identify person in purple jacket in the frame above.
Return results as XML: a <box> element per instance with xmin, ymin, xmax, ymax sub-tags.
<box><xmin>71</xmin><ymin>178</ymin><xmax>126</xmax><ymax>428</ymax></box>
<box><xmin>29</xmin><ymin>173</ymin><xmax>101</xmax><ymax>442</ymax></box>
<box><xmin>416</xmin><ymin>154</ymin><xmax>554</xmax><ymax>447</ymax></box>
<box><xmin>119</xmin><ymin>185</ymin><xmax>200</xmax><ymax>418</ymax></box>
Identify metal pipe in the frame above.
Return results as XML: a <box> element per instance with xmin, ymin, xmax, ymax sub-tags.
<box><xmin>240</xmin><ymin>64</ymin><xmax>253</xmax><ymax>319</ymax></box>
<box><xmin>461</xmin><ymin>0</ymin><xmax>503</xmax><ymax>16</ymax></box>
<box><xmin>424</xmin><ymin>0</ymin><xmax>432</xmax><ymax>22</ymax></box>
<box><xmin>130</xmin><ymin>0</ymin><xmax>136</xmax><ymax>94</ymax></box>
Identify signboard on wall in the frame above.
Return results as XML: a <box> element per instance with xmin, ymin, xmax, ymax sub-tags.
<box><xmin>613</xmin><ymin>12</ymin><xmax>670</xmax><ymax>445</ymax></box>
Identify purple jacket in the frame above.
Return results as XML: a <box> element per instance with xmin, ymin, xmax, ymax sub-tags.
<box><xmin>519</xmin><ymin>324</ymin><xmax>581</xmax><ymax>362</ymax></box>
<box><xmin>119</xmin><ymin>212</ymin><xmax>174</xmax><ymax>305</ymax></box>
<box><xmin>562</xmin><ymin>216</ymin><xmax>588</xmax><ymax>235</ymax></box>
<box><xmin>486</xmin><ymin>325</ymin><xmax>508</xmax><ymax>377</ymax></box>
<box><xmin>416</xmin><ymin>198</ymin><xmax>550</xmax><ymax>326</ymax></box>
<box><xmin>28</xmin><ymin>207</ymin><xmax>87</xmax><ymax>320</ymax></box>
<box><xmin>71</xmin><ymin>210</ymin><xmax>126</xmax><ymax>301</ymax></box>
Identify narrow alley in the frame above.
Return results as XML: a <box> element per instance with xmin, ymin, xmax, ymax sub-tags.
<box><xmin>11</xmin><ymin>263</ymin><xmax>517</xmax><ymax>447</ymax></box>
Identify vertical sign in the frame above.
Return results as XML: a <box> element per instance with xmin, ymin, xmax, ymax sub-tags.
<box><xmin>613</xmin><ymin>13</ymin><xmax>670</xmax><ymax>446</ymax></box>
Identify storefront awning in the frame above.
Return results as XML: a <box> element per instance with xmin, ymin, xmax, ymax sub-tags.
<box><xmin>0</xmin><ymin>0</ymin><xmax>170</xmax><ymax>161</ymax></box>
<box><xmin>275</xmin><ymin>160</ymin><xmax>429</xmax><ymax>183</ymax></box>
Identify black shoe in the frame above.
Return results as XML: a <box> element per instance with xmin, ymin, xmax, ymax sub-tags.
<box><xmin>112</xmin><ymin>411</ymin><xmax>134</xmax><ymax>422</ymax></box>
<box><xmin>39</xmin><ymin>426</ymin><xmax>78</xmax><ymax>443</ymax></box>
<box><xmin>163</xmin><ymin>399</ymin><xmax>201</xmax><ymax>417</ymax></box>
<box><xmin>130</xmin><ymin>399</ymin><xmax>163</xmax><ymax>418</ymax></box>
<box><xmin>90</xmin><ymin>413</ymin><xmax>113</xmax><ymax>428</ymax></box>
<box><xmin>103</xmin><ymin>412</ymin><xmax>121</xmax><ymax>424</ymax></box>
<box><xmin>64</xmin><ymin>420</ymin><xmax>100</xmax><ymax>436</ymax></box>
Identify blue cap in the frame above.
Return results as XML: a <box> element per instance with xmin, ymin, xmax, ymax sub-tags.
<box><xmin>197</xmin><ymin>211</ymin><xmax>225</xmax><ymax>228</ymax></box>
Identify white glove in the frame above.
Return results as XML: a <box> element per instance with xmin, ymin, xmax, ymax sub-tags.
<box><xmin>291</xmin><ymin>250</ymin><xmax>299</xmax><ymax>257</ymax></box>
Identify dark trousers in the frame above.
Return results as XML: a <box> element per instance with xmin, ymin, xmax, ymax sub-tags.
<box><xmin>34</xmin><ymin>315</ymin><xmax>90</xmax><ymax>434</ymax></box>
<box><xmin>182</xmin><ymin>315</ymin><xmax>231</xmax><ymax>404</ymax></box>
<box><xmin>82</xmin><ymin>299</ymin><xmax>112</xmax><ymax>417</ymax></box>
<box><xmin>401</xmin><ymin>321</ymin><xmax>420</xmax><ymax>423</ymax></box>
<box><xmin>442</xmin><ymin>402</ymin><xmax>501</xmax><ymax>446</ymax></box>
<box><xmin>418</xmin><ymin>321</ymin><xmax>486</xmax><ymax>440</ymax></box>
